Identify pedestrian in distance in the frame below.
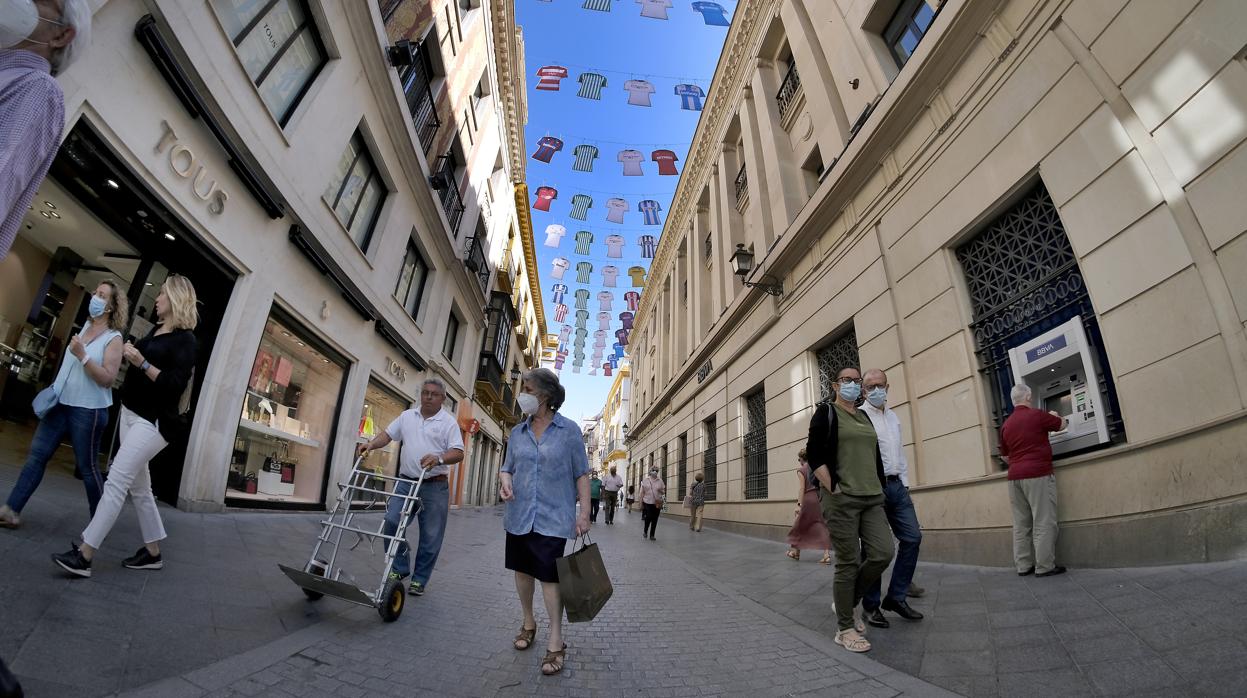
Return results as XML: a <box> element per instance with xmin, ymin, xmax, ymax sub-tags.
<box><xmin>625</xmin><ymin>484</ymin><xmax>636</xmax><ymax>513</ymax></box>
<box><xmin>589</xmin><ymin>471</ymin><xmax>602</xmax><ymax>523</ymax></box>
<box><xmin>806</xmin><ymin>366</ymin><xmax>894</xmax><ymax>653</ymax></box>
<box><xmin>687</xmin><ymin>472</ymin><xmax>706</xmax><ymax>531</ymax></box>
<box><xmin>1</xmin><ymin>281</ymin><xmax>127</xmax><ymax>528</ymax></box>
<box><xmin>498</xmin><ymin>368</ymin><xmax>590</xmax><ymax>676</ymax></box>
<box><xmin>639</xmin><ymin>467</ymin><xmax>665</xmax><ymax>540</ymax></box>
<box><xmin>52</xmin><ymin>275</ymin><xmax>199</xmax><ymax>577</ymax></box>
<box><xmin>859</xmin><ymin>369</ymin><xmax>924</xmax><ymax>628</ymax></box>
<box><xmin>785</xmin><ymin>449</ymin><xmax>831</xmax><ymax>564</ymax></box>
<box><xmin>1000</xmin><ymin>383</ymin><xmax>1068</xmax><ymax>577</ymax></box>
<box><xmin>601</xmin><ymin>465</ymin><xmax>623</xmax><ymax>524</ymax></box>
<box><xmin>357</xmin><ymin>377</ymin><xmax>465</xmax><ymax>597</ymax></box>
<box><xmin>1</xmin><ymin>0</ymin><xmax>92</xmax><ymax>260</ymax></box>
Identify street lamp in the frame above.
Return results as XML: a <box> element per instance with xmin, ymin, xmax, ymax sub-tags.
<box><xmin>386</xmin><ymin>40</ymin><xmax>416</xmax><ymax>68</ymax></box>
<box><xmin>509</xmin><ymin>367</ymin><xmax>521</xmax><ymax>382</ymax></box>
<box><xmin>730</xmin><ymin>244</ymin><xmax>783</xmax><ymax>297</ymax></box>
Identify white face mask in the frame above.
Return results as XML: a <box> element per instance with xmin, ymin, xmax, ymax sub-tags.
<box><xmin>0</xmin><ymin>0</ymin><xmax>60</xmax><ymax>48</ymax></box>
<box><xmin>517</xmin><ymin>392</ymin><xmax>540</xmax><ymax>415</ymax></box>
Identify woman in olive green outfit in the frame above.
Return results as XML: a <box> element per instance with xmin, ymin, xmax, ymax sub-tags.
<box><xmin>805</xmin><ymin>366</ymin><xmax>894</xmax><ymax>653</ymax></box>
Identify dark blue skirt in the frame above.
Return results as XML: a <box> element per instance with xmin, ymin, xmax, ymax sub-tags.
<box><xmin>505</xmin><ymin>531</ymin><xmax>567</xmax><ymax>584</ymax></box>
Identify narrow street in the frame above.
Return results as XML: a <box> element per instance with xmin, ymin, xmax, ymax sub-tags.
<box><xmin>5</xmin><ymin>460</ymin><xmax>1247</xmax><ymax>697</ymax></box>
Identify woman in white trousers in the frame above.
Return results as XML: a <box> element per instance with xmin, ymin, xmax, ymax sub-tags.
<box><xmin>53</xmin><ymin>275</ymin><xmax>199</xmax><ymax>578</ymax></box>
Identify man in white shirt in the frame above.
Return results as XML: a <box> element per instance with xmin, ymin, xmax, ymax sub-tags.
<box><xmin>601</xmin><ymin>466</ymin><xmax>625</xmax><ymax>524</ymax></box>
<box><xmin>357</xmin><ymin>378</ymin><xmax>464</xmax><ymax>596</ymax></box>
<box><xmin>859</xmin><ymin>368</ymin><xmax>925</xmax><ymax>627</ymax></box>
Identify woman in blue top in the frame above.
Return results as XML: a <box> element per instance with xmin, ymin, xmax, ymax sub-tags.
<box><xmin>498</xmin><ymin>368</ymin><xmax>590</xmax><ymax>676</ymax></box>
<box><xmin>0</xmin><ymin>281</ymin><xmax>128</xmax><ymax>528</ymax></box>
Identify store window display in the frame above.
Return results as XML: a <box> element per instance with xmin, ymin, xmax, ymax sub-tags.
<box><xmin>354</xmin><ymin>380</ymin><xmax>411</xmax><ymax>503</ymax></box>
<box><xmin>226</xmin><ymin>313</ymin><xmax>346</xmax><ymax>506</ymax></box>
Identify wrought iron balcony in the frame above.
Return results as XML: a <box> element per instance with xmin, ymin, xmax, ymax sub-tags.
<box><xmin>432</xmin><ymin>154</ymin><xmax>464</xmax><ymax>234</ymax></box>
<box><xmin>775</xmin><ymin>61</ymin><xmax>802</xmax><ymax>121</ymax></box>
<box><xmin>400</xmin><ymin>39</ymin><xmax>441</xmax><ymax>154</ymax></box>
<box><xmin>734</xmin><ymin>163</ymin><xmax>749</xmax><ymax>208</ymax></box>
<box><xmin>463</xmin><ymin>235</ymin><xmax>490</xmax><ymax>292</ymax></box>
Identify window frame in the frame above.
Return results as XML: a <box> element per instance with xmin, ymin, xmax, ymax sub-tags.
<box><xmin>442</xmin><ymin>311</ymin><xmax>461</xmax><ymax>361</ymax></box>
<box><xmin>394</xmin><ymin>238</ymin><xmax>430</xmax><ymax>322</ymax></box>
<box><xmin>883</xmin><ymin>0</ymin><xmax>936</xmax><ymax>69</ymax></box>
<box><xmin>326</xmin><ymin>131</ymin><xmax>388</xmax><ymax>251</ymax></box>
<box><xmin>212</xmin><ymin>0</ymin><xmax>329</xmax><ymax>127</ymax></box>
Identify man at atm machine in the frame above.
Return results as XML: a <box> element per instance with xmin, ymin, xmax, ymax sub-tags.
<box><xmin>999</xmin><ymin>383</ymin><xmax>1068</xmax><ymax>578</ymax></box>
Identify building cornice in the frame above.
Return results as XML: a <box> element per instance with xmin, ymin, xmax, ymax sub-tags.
<box><xmin>489</xmin><ymin>0</ymin><xmax>528</xmax><ymax>183</ymax></box>
<box><xmin>632</xmin><ymin>0</ymin><xmax>778</xmax><ymax>334</ymax></box>
<box><xmin>514</xmin><ymin>183</ymin><xmax>546</xmax><ymax>339</ymax></box>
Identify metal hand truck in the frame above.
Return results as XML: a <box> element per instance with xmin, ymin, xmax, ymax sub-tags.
<box><xmin>278</xmin><ymin>455</ymin><xmax>426</xmax><ymax>622</ymax></box>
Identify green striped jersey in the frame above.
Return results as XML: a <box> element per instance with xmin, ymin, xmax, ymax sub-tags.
<box><xmin>573</xmin><ymin>144</ymin><xmax>599</xmax><ymax>172</ymax></box>
<box><xmin>578</xmin><ymin>72</ymin><xmax>608</xmax><ymax>100</ymax></box>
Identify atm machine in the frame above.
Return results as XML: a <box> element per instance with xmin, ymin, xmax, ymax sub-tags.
<box><xmin>1007</xmin><ymin>316</ymin><xmax>1111</xmax><ymax>456</ymax></box>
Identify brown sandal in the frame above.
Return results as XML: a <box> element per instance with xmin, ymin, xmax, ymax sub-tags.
<box><xmin>541</xmin><ymin>644</ymin><xmax>567</xmax><ymax>675</ymax></box>
<box><xmin>513</xmin><ymin>625</ymin><xmax>536</xmax><ymax>651</ymax></box>
<box><xmin>786</xmin><ymin>549</ymin><xmax>800</xmax><ymax>561</ymax></box>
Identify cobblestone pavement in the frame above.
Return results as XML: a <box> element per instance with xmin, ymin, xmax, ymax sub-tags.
<box><xmin>656</xmin><ymin>513</ymin><xmax>1247</xmax><ymax>697</ymax></box>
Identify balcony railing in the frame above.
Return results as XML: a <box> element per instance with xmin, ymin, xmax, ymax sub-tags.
<box><xmin>476</xmin><ymin>352</ymin><xmax>503</xmax><ymax>400</ymax></box>
<box><xmin>734</xmin><ymin>162</ymin><xmax>749</xmax><ymax>208</ymax></box>
<box><xmin>775</xmin><ymin>61</ymin><xmax>802</xmax><ymax>121</ymax></box>
<box><xmin>463</xmin><ymin>235</ymin><xmax>490</xmax><ymax>292</ymax></box>
<box><xmin>432</xmin><ymin>154</ymin><xmax>464</xmax><ymax>233</ymax></box>
<box><xmin>495</xmin><ymin>249</ymin><xmax>515</xmax><ymax>292</ymax></box>
<box><xmin>606</xmin><ymin>439</ymin><xmax>626</xmax><ymax>454</ymax></box>
<box><xmin>400</xmin><ymin>40</ymin><xmax>440</xmax><ymax>153</ymax></box>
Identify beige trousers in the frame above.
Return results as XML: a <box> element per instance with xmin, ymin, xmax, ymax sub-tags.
<box><xmin>688</xmin><ymin>505</ymin><xmax>704</xmax><ymax>530</ymax></box>
<box><xmin>1009</xmin><ymin>474</ymin><xmax>1058</xmax><ymax>574</ymax></box>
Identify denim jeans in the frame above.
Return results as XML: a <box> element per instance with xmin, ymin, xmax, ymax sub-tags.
<box><xmin>382</xmin><ymin>477</ymin><xmax>449</xmax><ymax>584</ymax></box>
<box><xmin>863</xmin><ymin>479</ymin><xmax>923</xmax><ymax>610</ymax></box>
<box><xmin>6</xmin><ymin>404</ymin><xmax>108</xmax><ymax>516</ymax></box>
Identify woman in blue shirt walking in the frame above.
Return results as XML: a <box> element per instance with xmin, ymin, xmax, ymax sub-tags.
<box><xmin>498</xmin><ymin>368</ymin><xmax>590</xmax><ymax>676</ymax></box>
<box><xmin>1</xmin><ymin>281</ymin><xmax>128</xmax><ymax>528</ymax></box>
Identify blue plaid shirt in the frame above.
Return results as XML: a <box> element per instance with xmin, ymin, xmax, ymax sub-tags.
<box><xmin>501</xmin><ymin>412</ymin><xmax>590</xmax><ymax>539</ymax></box>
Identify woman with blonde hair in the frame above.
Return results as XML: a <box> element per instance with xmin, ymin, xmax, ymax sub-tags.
<box><xmin>0</xmin><ymin>281</ymin><xmax>129</xmax><ymax>528</ymax></box>
<box><xmin>53</xmin><ymin>275</ymin><xmax>199</xmax><ymax>576</ymax></box>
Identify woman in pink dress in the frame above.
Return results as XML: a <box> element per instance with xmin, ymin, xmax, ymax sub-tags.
<box><xmin>786</xmin><ymin>449</ymin><xmax>832</xmax><ymax>564</ymax></box>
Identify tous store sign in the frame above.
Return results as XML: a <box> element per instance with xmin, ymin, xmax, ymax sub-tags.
<box><xmin>155</xmin><ymin>120</ymin><xmax>229</xmax><ymax>214</ymax></box>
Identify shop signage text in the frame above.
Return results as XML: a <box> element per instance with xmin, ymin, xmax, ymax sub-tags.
<box><xmin>155</xmin><ymin>121</ymin><xmax>229</xmax><ymax>215</ymax></box>
<box><xmin>696</xmin><ymin>359</ymin><xmax>713</xmax><ymax>384</ymax></box>
<box><xmin>386</xmin><ymin>358</ymin><xmax>407</xmax><ymax>383</ymax></box>
<box><xmin>1025</xmin><ymin>335</ymin><xmax>1067</xmax><ymax>364</ymax></box>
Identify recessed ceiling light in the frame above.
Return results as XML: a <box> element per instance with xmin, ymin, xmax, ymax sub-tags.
<box><xmin>136</xmin><ymin>210</ymin><xmax>147</xmax><ymax>218</ymax></box>
<box><xmin>44</xmin><ymin>201</ymin><xmax>56</xmax><ymax>210</ymax></box>
<box><xmin>296</xmin><ymin>341</ymin><xmax>305</xmax><ymax>347</ymax></box>
<box><xmin>40</xmin><ymin>211</ymin><xmax>51</xmax><ymax>219</ymax></box>
<box><xmin>49</xmin><ymin>211</ymin><xmax>61</xmax><ymax>219</ymax></box>
<box><xmin>145</xmin><ymin>282</ymin><xmax>153</xmax><ymax>286</ymax></box>
<box><xmin>105</xmin><ymin>179</ymin><xmax>120</xmax><ymax>189</ymax></box>
<box><xmin>164</xmin><ymin>233</ymin><xmax>176</xmax><ymax>241</ymax></box>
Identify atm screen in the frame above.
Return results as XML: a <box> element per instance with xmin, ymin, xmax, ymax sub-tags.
<box><xmin>1044</xmin><ymin>391</ymin><xmax>1072</xmax><ymax>417</ymax></box>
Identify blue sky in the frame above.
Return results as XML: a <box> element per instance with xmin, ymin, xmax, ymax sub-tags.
<box><xmin>516</xmin><ymin>0</ymin><xmax>733</xmax><ymax>421</ymax></box>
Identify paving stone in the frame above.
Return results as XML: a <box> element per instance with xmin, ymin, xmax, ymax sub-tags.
<box><xmin>1081</xmin><ymin>657</ymin><xmax>1185</xmax><ymax>696</ymax></box>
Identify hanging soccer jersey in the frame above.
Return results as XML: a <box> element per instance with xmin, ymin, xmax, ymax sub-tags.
<box><xmin>674</xmin><ymin>83</ymin><xmax>705</xmax><ymax>111</ymax></box>
<box><xmin>605</xmin><ymin>197</ymin><xmax>628</xmax><ymax>224</ymax></box>
<box><xmin>574</xmin><ymin>230</ymin><xmax>594</xmax><ymax>255</ymax></box>
<box><xmin>535</xmin><ymin>65</ymin><xmax>569</xmax><ymax>90</ymax></box>
<box><xmin>618</xmin><ymin>149</ymin><xmax>644</xmax><ymax>176</ymax></box>
<box><xmin>551</xmin><ymin>283</ymin><xmax>568</xmax><ymax>305</ymax></box>
<box><xmin>625</xmin><ymin>289</ymin><xmax>642</xmax><ymax>310</ymax></box>
<box><xmin>553</xmin><ymin>303</ymin><xmax>569</xmax><ymax>322</ymax></box>
<box><xmin>627</xmin><ymin>269</ymin><xmax>646</xmax><ymax>289</ymax></box>
<box><xmin>615</xmin><ymin>329</ymin><xmax>630</xmax><ymax>347</ymax></box>
<box><xmin>691</xmin><ymin>1</ymin><xmax>730</xmax><ymax>26</ymax></box>
<box><xmin>582</xmin><ymin>0</ymin><xmax>612</xmax><ymax>12</ymax></box>
<box><xmin>594</xmin><ymin>329</ymin><xmax>609</xmax><ymax>347</ymax></box>
<box><xmin>638</xmin><ymin>199</ymin><xmax>663</xmax><ymax>225</ymax></box>
<box><xmin>610</xmin><ymin>354</ymin><xmax>620</xmax><ymax>367</ymax></box>
<box><xmin>544</xmin><ymin>224</ymin><xmax>566</xmax><ymax>248</ymax></box>
<box><xmin>619</xmin><ymin>311</ymin><xmax>634</xmax><ymax>330</ymax></box>
<box><xmin>576</xmin><ymin>261</ymin><xmax>593</xmax><ymax>283</ymax></box>
<box><xmin>533</xmin><ymin>186</ymin><xmax>557</xmax><ymax>211</ymax></box>
<box><xmin>596</xmin><ymin>312</ymin><xmax>611</xmax><ymax>330</ymax></box>
<box><xmin>551</xmin><ymin>256</ymin><xmax>570</xmax><ymax>279</ymax></box>
<box><xmin>532</xmin><ymin>136</ymin><xmax>563</xmax><ymax>163</ymax></box>
<box><xmin>638</xmin><ymin>235</ymin><xmax>658</xmax><ymax>258</ymax></box>
<box><xmin>574</xmin><ymin>288</ymin><xmax>590</xmax><ymax>310</ymax></box>
<box><xmin>636</xmin><ymin>0</ymin><xmax>672</xmax><ymax>20</ymax></box>
<box><xmin>575</xmin><ymin>310</ymin><xmax>589</xmax><ymax>328</ymax></box>
<box><xmin>602</xmin><ymin>265</ymin><xmax>620</xmax><ymax>287</ymax></box>
<box><xmin>572</xmin><ymin>144</ymin><xmax>598</xmax><ymax>172</ymax></box>
<box><xmin>605</xmin><ymin>235</ymin><xmax>626</xmax><ymax>259</ymax></box>
<box><xmin>624</xmin><ymin>79</ymin><xmax>655</xmax><ymax>107</ymax></box>
<box><xmin>652</xmin><ymin>149</ymin><xmax>679</xmax><ymax>176</ymax></box>
<box><xmin>597</xmin><ymin>290</ymin><xmax>614</xmax><ymax>311</ymax></box>
<box><xmin>578</xmin><ymin>72</ymin><xmax>608</xmax><ymax>100</ymax></box>
<box><xmin>569</xmin><ymin>194</ymin><xmax>592</xmax><ymax>221</ymax></box>
<box><xmin>558</xmin><ymin>325</ymin><xmax>572</xmax><ymax>342</ymax></box>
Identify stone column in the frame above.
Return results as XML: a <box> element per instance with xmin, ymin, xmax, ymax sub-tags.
<box><xmin>715</xmin><ymin>144</ymin><xmax>747</xmax><ymax>303</ymax></box>
<box><xmin>738</xmin><ymin>85</ymin><xmax>774</xmax><ymax>250</ymax></box>
<box><xmin>751</xmin><ymin>58</ymin><xmax>807</xmax><ymax>233</ymax></box>
<box><xmin>780</xmin><ymin>0</ymin><xmax>852</xmax><ymax>162</ymax></box>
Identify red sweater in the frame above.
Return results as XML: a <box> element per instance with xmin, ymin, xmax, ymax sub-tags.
<box><xmin>1000</xmin><ymin>405</ymin><xmax>1064</xmax><ymax>480</ymax></box>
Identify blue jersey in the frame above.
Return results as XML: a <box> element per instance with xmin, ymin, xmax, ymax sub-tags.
<box><xmin>692</xmin><ymin>1</ymin><xmax>730</xmax><ymax>26</ymax></box>
<box><xmin>674</xmin><ymin>83</ymin><xmax>705</xmax><ymax>111</ymax></box>
<box><xmin>638</xmin><ymin>199</ymin><xmax>663</xmax><ymax>226</ymax></box>
<box><xmin>551</xmin><ymin>283</ymin><xmax>568</xmax><ymax>305</ymax></box>
<box><xmin>531</xmin><ymin>136</ymin><xmax>563</xmax><ymax>163</ymax></box>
